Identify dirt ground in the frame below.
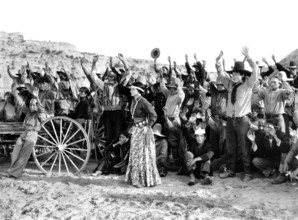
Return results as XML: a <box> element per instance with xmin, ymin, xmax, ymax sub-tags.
<box><xmin>0</xmin><ymin>158</ymin><xmax>298</xmax><ymax>220</ymax></box>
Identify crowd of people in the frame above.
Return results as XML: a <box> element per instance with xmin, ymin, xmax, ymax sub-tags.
<box><xmin>1</xmin><ymin>47</ymin><xmax>298</xmax><ymax>188</ymax></box>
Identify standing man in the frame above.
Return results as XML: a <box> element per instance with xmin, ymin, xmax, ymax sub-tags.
<box><xmin>215</xmin><ymin>48</ymin><xmax>259</xmax><ymax>181</ymax></box>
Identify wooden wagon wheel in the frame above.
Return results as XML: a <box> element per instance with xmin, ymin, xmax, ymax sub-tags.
<box><xmin>32</xmin><ymin>116</ymin><xmax>91</xmax><ymax>176</ymax></box>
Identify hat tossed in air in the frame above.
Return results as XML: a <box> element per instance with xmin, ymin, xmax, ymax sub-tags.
<box><xmin>226</xmin><ymin>61</ymin><xmax>251</xmax><ymax>76</ymax></box>
<box><xmin>152</xmin><ymin>123</ymin><xmax>165</xmax><ymax>137</ymax></box>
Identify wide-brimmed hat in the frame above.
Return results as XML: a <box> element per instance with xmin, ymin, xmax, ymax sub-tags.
<box><xmin>152</xmin><ymin>123</ymin><xmax>165</xmax><ymax>137</ymax></box>
<box><xmin>166</xmin><ymin>78</ymin><xmax>181</xmax><ymax>88</ymax></box>
<box><xmin>136</xmin><ymin>75</ymin><xmax>147</xmax><ymax>86</ymax></box>
<box><xmin>288</xmin><ymin>61</ymin><xmax>297</xmax><ymax>69</ymax></box>
<box><xmin>278</xmin><ymin>71</ymin><xmax>293</xmax><ymax>81</ymax></box>
<box><xmin>57</xmin><ymin>70</ymin><xmax>69</xmax><ymax>81</ymax></box>
<box><xmin>226</xmin><ymin>61</ymin><xmax>251</xmax><ymax>76</ymax></box>
<box><xmin>130</xmin><ymin>81</ymin><xmax>145</xmax><ymax>92</ymax></box>
<box><xmin>151</xmin><ymin>48</ymin><xmax>160</xmax><ymax>59</ymax></box>
<box><xmin>37</xmin><ymin>75</ymin><xmax>51</xmax><ymax>83</ymax></box>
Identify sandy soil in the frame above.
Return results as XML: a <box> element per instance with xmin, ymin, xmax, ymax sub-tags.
<box><xmin>1</xmin><ymin>159</ymin><xmax>298</xmax><ymax>220</ymax></box>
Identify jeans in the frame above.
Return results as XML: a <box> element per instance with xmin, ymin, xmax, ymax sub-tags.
<box><xmin>266</xmin><ymin>114</ymin><xmax>285</xmax><ymax>133</ymax></box>
<box><xmin>209</xmin><ymin>120</ymin><xmax>226</xmax><ymax>159</ymax></box>
<box><xmin>8</xmin><ymin>131</ymin><xmax>38</xmax><ymax>177</ymax></box>
<box><xmin>226</xmin><ymin>116</ymin><xmax>251</xmax><ymax>174</ymax></box>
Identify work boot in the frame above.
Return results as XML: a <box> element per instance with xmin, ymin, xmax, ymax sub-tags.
<box><xmin>188</xmin><ymin>173</ymin><xmax>196</xmax><ymax>186</ymax></box>
<box><xmin>159</xmin><ymin>167</ymin><xmax>167</xmax><ymax>177</ymax></box>
<box><xmin>202</xmin><ymin>175</ymin><xmax>213</xmax><ymax>185</ymax></box>
<box><xmin>271</xmin><ymin>174</ymin><xmax>287</xmax><ymax>184</ymax></box>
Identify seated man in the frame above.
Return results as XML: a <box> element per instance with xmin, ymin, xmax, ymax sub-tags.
<box><xmin>184</xmin><ymin>127</ymin><xmax>214</xmax><ymax>186</ymax></box>
<box><xmin>247</xmin><ymin>119</ymin><xmax>290</xmax><ymax>182</ymax></box>
<box><xmin>153</xmin><ymin>123</ymin><xmax>168</xmax><ymax>177</ymax></box>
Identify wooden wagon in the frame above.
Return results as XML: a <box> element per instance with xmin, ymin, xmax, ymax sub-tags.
<box><xmin>0</xmin><ymin>115</ymin><xmax>106</xmax><ymax>176</ymax></box>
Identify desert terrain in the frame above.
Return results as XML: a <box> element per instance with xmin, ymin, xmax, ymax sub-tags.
<box><xmin>0</xmin><ymin>158</ymin><xmax>298</xmax><ymax>220</ymax></box>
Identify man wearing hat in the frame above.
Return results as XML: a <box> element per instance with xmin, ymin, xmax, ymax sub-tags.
<box><xmin>89</xmin><ymin>54</ymin><xmax>126</xmax><ymax>146</ymax></box>
<box><xmin>37</xmin><ymin>75</ymin><xmax>56</xmax><ymax>119</ymax></box>
<box><xmin>215</xmin><ymin>48</ymin><xmax>259</xmax><ymax>181</ymax></box>
<box><xmin>153</xmin><ymin>123</ymin><xmax>168</xmax><ymax>177</ymax></box>
<box><xmin>160</xmin><ymin>76</ymin><xmax>186</xmax><ymax>169</ymax></box>
<box><xmin>208</xmin><ymin>75</ymin><xmax>228</xmax><ymax>159</ymax></box>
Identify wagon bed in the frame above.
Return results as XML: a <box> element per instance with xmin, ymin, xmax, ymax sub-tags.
<box><xmin>0</xmin><ymin>122</ymin><xmax>25</xmax><ymax>135</ymax></box>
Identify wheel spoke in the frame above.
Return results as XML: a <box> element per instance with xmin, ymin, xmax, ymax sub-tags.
<box><xmin>65</xmin><ymin>138</ymin><xmax>87</xmax><ymax>147</ymax></box>
<box><xmin>65</xmin><ymin>148</ymin><xmax>88</xmax><ymax>151</ymax></box>
<box><xmin>63</xmin><ymin>128</ymin><xmax>80</xmax><ymax>145</ymax></box>
<box><xmin>36</xmin><ymin>150</ymin><xmax>53</xmax><ymax>158</ymax></box>
<box><xmin>40</xmin><ymin>151</ymin><xmax>57</xmax><ymax>167</ymax></box>
<box><xmin>60</xmin><ymin>119</ymin><xmax>63</xmax><ymax>144</ymax></box>
<box><xmin>37</xmin><ymin>134</ymin><xmax>57</xmax><ymax>146</ymax></box>
<box><xmin>35</xmin><ymin>144</ymin><xmax>56</xmax><ymax>148</ymax></box>
<box><xmin>49</xmin><ymin>152</ymin><xmax>59</xmax><ymax>174</ymax></box>
<box><xmin>58</xmin><ymin>152</ymin><xmax>61</xmax><ymax>176</ymax></box>
<box><xmin>41</xmin><ymin>125</ymin><xmax>58</xmax><ymax>145</ymax></box>
<box><xmin>50</xmin><ymin>120</ymin><xmax>60</xmax><ymax>144</ymax></box>
<box><xmin>64</xmin><ymin>149</ymin><xmax>85</xmax><ymax>162</ymax></box>
<box><xmin>62</xmin><ymin>121</ymin><xmax>73</xmax><ymax>144</ymax></box>
<box><xmin>63</xmin><ymin>151</ymin><xmax>79</xmax><ymax>171</ymax></box>
<box><xmin>61</xmin><ymin>152</ymin><xmax>70</xmax><ymax>175</ymax></box>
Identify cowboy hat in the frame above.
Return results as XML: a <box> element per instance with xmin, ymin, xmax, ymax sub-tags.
<box><xmin>288</xmin><ymin>61</ymin><xmax>297</xmax><ymax>69</ymax></box>
<box><xmin>37</xmin><ymin>75</ymin><xmax>51</xmax><ymax>83</ymax></box>
<box><xmin>130</xmin><ymin>81</ymin><xmax>146</xmax><ymax>93</ymax></box>
<box><xmin>151</xmin><ymin>48</ymin><xmax>160</xmax><ymax>59</ymax></box>
<box><xmin>152</xmin><ymin>123</ymin><xmax>165</xmax><ymax>137</ymax></box>
<box><xmin>57</xmin><ymin>70</ymin><xmax>69</xmax><ymax>81</ymax></box>
<box><xmin>226</xmin><ymin>61</ymin><xmax>251</xmax><ymax>76</ymax></box>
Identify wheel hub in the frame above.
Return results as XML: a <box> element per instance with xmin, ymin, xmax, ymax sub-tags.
<box><xmin>57</xmin><ymin>144</ymin><xmax>66</xmax><ymax>151</ymax></box>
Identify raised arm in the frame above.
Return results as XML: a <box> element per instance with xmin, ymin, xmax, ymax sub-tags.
<box><xmin>7</xmin><ymin>65</ymin><xmax>18</xmax><ymax>82</ymax></box>
<box><xmin>242</xmin><ymin>47</ymin><xmax>259</xmax><ymax>87</ymax></box>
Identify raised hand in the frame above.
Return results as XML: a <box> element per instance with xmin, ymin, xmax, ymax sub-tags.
<box><xmin>216</xmin><ymin>50</ymin><xmax>224</xmax><ymax>62</ymax></box>
<box><xmin>168</xmin><ymin>56</ymin><xmax>171</xmax><ymax>63</ymax></box>
<box><xmin>185</xmin><ymin>54</ymin><xmax>188</xmax><ymax>62</ymax></box>
<box><xmin>194</xmin><ymin>53</ymin><xmax>197</xmax><ymax>62</ymax></box>
<box><xmin>118</xmin><ymin>53</ymin><xmax>124</xmax><ymax>62</ymax></box>
<box><xmin>262</xmin><ymin>57</ymin><xmax>268</xmax><ymax>64</ymax></box>
<box><xmin>93</xmin><ymin>55</ymin><xmax>99</xmax><ymax>63</ymax></box>
<box><xmin>272</xmin><ymin>54</ymin><xmax>276</xmax><ymax>63</ymax></box>
<box><xmin>241</xmin><ymin>46</ymin><xmax>250</xmax><ymax>58</ymax></box>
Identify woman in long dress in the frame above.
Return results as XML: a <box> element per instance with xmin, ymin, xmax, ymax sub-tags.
<box><xmin>125</xmin><ymin>81</ymin><xmax>161</xmax><ymax>187</ymax></box>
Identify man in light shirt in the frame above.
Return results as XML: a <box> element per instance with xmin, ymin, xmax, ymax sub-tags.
<box><xmin>215</xmin><ymin>47</ymin><xmax>259</xmax><ymax>181</ymax></box>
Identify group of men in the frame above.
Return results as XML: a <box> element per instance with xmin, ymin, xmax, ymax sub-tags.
<box><xmin>2</xmin><ymin>48</ymin><xmax>298</xmax><ymax>186</ymax></box>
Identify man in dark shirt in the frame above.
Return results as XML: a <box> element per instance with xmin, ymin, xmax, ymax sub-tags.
<box><xmin>185</xmin><ymin>127</ymin><xmax>214</xmax><ymax>186</ymax></box>
<box><xmin>247</xmin><ymin>119</ymin><xmax>290</xmax><ymax>182</ymax></box>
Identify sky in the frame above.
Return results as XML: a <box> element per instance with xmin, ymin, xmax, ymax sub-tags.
<box><xmin>0</xmin><ymin>0</ymin><xmax>297</xmax><ymax>71</ymax></box>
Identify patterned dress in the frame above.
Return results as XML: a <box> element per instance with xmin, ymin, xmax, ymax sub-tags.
<box><xmin>125</xmin><ymin>96</ymin><xmax>161</xmax><ymax>187</ymax></box>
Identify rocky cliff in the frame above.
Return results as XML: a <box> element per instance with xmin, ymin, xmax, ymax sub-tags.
<box><xmin>0</xmin><ymin>31</ymin><xmax>156</xmax><ymax>94</ymax></box>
